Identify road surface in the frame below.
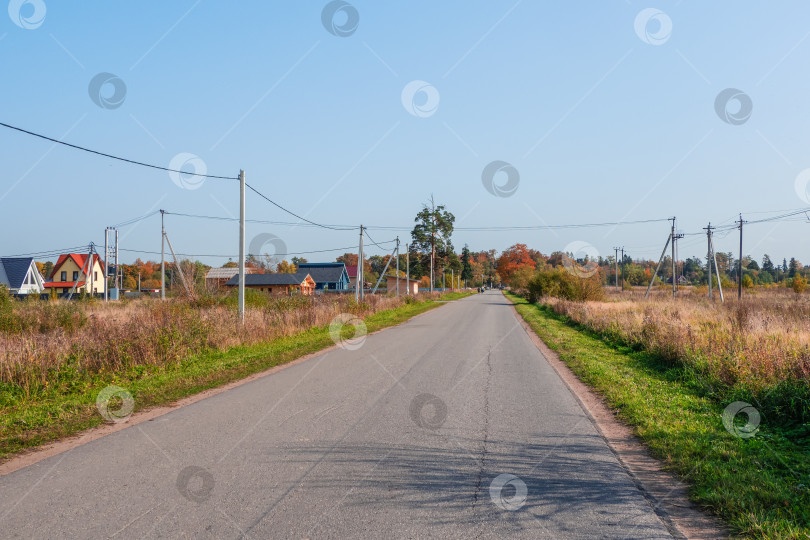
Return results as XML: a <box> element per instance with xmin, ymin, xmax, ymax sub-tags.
<box><xmin>0</xmin><ymin>291</ymin><xmax>675</xmax><ymax>538</ymax></box>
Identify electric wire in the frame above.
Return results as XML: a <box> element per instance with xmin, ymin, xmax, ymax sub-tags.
<box><xmin>0</xmin><ymin>121</ymin><xmax>238</xmax><ymax>179</ymax></box>
<box><xmin>120</xmin><ymin>244</ymin><xmax>363</xmax><ymax>259</ymax></box>
<box><xmin>245</xmin><ymin>183</ymin><xmax>355</xmax><ymax>231</ymax></box>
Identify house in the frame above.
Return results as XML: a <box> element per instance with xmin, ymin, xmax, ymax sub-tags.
<box><xmin>385</xmin><ymin>275</ymin><xmax>419</xmax><ymax>295</ymax></box>
<box><xmin>346</xmin><ymin>265</ymin><xmax>358</xmax><ymax>290</ymax></box>
<box><xmin>0</xmin><ymin>257</ymin><xmax>45</xmax><ymax>295</ymax></box>
<box><xmin>44</xmin><ymin>253</ymin><xmax>106</xmax><ymax>295</ymax></box>
<box><xmin>295</xmin><ymin>263</ymin><xmax>350</xmax><ymax>290</ymax></box>
<box><xmin>205</xmin><ymin>266</ymin><xmax>257</xmax><ymax>290</ymax></box>
<box><xmin>346</xmin><ymin>265</ymin><xmax>372</xmax><ymax>291</ymax></box>
<box><xmin>225</xmin><ymin>272</ymin><xmax>315</xmax><ymax>296</ymax></box>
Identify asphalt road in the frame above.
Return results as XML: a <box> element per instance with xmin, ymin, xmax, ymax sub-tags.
<box><xmin>0</xmin><ymin>291</ymin><xmax>674</xmax><ymax>539</ymax></box>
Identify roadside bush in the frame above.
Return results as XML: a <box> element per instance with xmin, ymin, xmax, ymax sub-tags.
<box><xmin>793</xmin><ymin>275</ymin><xmax>807</xmax><ymax>294</ymax></box>
<box><xmin>526</xmin><ymin>268</ymin><xmax>605</xmax><ymax>303</ymax></box>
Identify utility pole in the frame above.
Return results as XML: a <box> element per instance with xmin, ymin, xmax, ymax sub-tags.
<box><xmin>670</xmin><ymin>218</ymin><xmax>676</xmax><ymax>297</ymax></box>
<box><xmin>613</xmin><ymin>247</ymin><xmax>620</xmax><ymax>291</ymax></box>
<box><xmin>396</xmin><ymin>237</ymin><xmax>400</xmax><ymax>297</ymax></box>
<box><xmin>737</xmin><ymin>214</ymin><xmax>745</xmax><ymax>300</ymax></box>
<box><xmin>704</xmin><ymin>223</ymin><xmax>723</xmax><ymax>302</ymax></box>
<box><xmin>160</xmin><ymin>210</ymin><xmax>165</xmax><ymax>300</ymax></box>
<box><xmin>104</xmin><ymin>230</ymin><xmax>108</xmax><ymax>302</ymax></box>
<box><xmin>430</xmin><ymin>197</ymin><xmax>436</xmax><ymax>293</ymax></box>
<box><xmin>406</xmin><ymin>243</ymin><xmax>410</xmax><ymax>296</ymax></box>
<box><xmin>238</xmin><ymin>170</ymin><xmax>246</xmax><ymax>323</ymax></box>
<box><xmin>670</xmin><ymin>217</ymin><xmax>684</xmax><ymax>297</ymax></box>
<box><xmin>357</xmin><ymin>225</ymin><xmax>364</xmax><ymax>301</ymax></box>
<box><xmin>620</xmin><ymin>247</ymin><xmax>625</xmax><ymax>290</ymax></box>
<box><xmin>705</xmin><ymin>223</ymin><xmax>713</xmax><ymax>299</ymax></box>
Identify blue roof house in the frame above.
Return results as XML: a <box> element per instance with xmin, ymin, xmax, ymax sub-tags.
<box><xmin>295</xmin><ymin>263</ymin><xmax>350</xmax><ymax>290</ymax></box>
<box><xmin>0</xmin><ymin>257</ymin><xmax>45</xmax><ymax>295</ymax></box>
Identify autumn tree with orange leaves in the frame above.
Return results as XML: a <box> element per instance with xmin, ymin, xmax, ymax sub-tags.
<box><xmin>496</xmin><ymin>243</ymin><xmax>536</xmax><ymax>285</ymax></box>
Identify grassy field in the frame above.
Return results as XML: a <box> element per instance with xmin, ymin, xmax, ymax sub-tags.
<box><xmin>506</xmin><ymin>291</ymin><xmax>810</xmax><ymax>538</ymax></box>
<box><xmin>0</xmin><ymin>291</ymin><xmax>473</xmax><ymax>461</ymax></box>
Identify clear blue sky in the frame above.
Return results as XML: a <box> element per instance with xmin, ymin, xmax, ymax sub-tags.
<box><xmin>1</xmin><ymin>1</ymin><xmax>809</xmax><ymax>267</ymax></box>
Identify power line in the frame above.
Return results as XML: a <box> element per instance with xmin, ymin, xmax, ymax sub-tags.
<box><xmin>0</xmin><ymin>121</ymin><xmax>238</xmax><ymax>179</ymax></box>
<box><xmin>163</xmin><ymin>211</ymin><xmax>332</xmax><ymax>228</ymax></box>
<box><xmin>245</xmin><ymin>183</ymin><xmax>355</xmax><ymax>231</ymax></box>
<box><xmin>363</xmin><ymin>229</ymin><xmax>396</xmax><ymax>250</ymax></box>
<box><xmin>119</xmin><ymin>244</ymin><xmax>363</xmax><ymax>259</ymax></box>
<box><xmin>111</xmin><ymin>210</ymin><xmax>161</xmax><ymax>228</ymax></box>
<box><xmin>1</xmin><ymin>245</ymin><xmax>90</xmax><ymax>258</ymax></box>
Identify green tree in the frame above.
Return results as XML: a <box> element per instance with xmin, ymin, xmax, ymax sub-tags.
<box><xmin>461</xmin><ymin>245</ymin><xmax>473</xmax><ymax>282</ymax></box>
<box><xmin>411</xmin><ymin>196</ymin><xmax>455</xmax><ymax>291</ymax></box>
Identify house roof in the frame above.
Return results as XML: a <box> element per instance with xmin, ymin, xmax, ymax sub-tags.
<box><xmin>296</xmin><ymin>263</ymin><xmax>348</xmax><ymax>284</ymax></box>
<box><xmin>50</xmin><ymin>253</ymin><xmax>104</xmax><ymax>279</ymax></box>
<box><xmin>205</xmin><ymin>267</ymin><xmax>258</xmax><ymax>279</ymax></box>
<box><xmin>44</xmin><ymin>281</ymin><xmax>87</xmax><ymax>288</ymax></box>
<box><xmin>345</xmin><ymin>265</ymin><xmax>358</xmax><ymax>278</ymax></box>
<box><xmin>385</xmin><ymin>275</ymin><xmax>420</xmax><ymax>284</ymax></box>
<box><xmin>0</xmin><ymin>257</ymin><xmax>35</xmax><ymax>289</ymax></box>
<box><xmin>225</xmin><ymin>272</ymin><xmax>312</xmax><ymax>287</ymax></box>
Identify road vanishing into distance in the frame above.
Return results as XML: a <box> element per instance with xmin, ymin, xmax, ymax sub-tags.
<box><xmin>0</xmin><ymin>291</ymin><xmax>676</xmax><ymax>538</ymax></box>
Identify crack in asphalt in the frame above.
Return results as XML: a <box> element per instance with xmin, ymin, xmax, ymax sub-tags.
<box><xmin>471</xmin><ymin>347</ymin><xmax>493</xmax><ymax>511</ymax></box>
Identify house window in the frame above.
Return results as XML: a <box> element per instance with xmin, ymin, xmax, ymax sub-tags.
<box><xmin>72</xmin><ymin>271</ymin><xmax>79</xmax><ymax>281</ymax></box>
<box><xmin>94</xmin><ymin>271</ymin><xmax>98</xmax><ymax>281</ymax></box>
<box><xmin>61</xmin><ymin>271</ymin><xmax>67</xmax><ymax>281</ymax></box>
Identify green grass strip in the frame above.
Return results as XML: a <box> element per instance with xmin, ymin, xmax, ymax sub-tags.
<box><xmin>0</xmin><ymin>293</ymin><xmax>472</xmax><ymax>461</ymax></box>
<box><xmin>505</xmin><ymin>292</ymin><xmax>810</xmax><ymax>539</ymax></box>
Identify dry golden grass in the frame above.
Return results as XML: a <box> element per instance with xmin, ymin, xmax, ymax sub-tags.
<box><xmin>542</xmin><ymin>286</ymin><xmax>810</xmax><ymax>421</ymax></box>
<box><xmin>0</xmin><ymin>291</ymin><xmax>436</xmax><ymax>396</ymax></box>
